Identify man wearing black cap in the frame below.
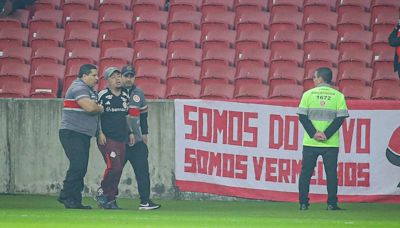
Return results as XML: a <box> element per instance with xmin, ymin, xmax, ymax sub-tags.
<box><xmin>121</xmin><ymin>65</ymin><xmax>161</xmax><ymax>210</ymax></box>
<box><xmin>94</xmin><ymin>67</ymin><xmax>132</xmax><ymax>209</ymax></box>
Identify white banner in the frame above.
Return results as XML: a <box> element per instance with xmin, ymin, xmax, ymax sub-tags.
<box><xmin>175</xmin><ymin>99</ymin><xmax>400</xmax><ymax>202</ymax></box>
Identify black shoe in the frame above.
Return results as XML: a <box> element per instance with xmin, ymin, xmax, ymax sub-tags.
<box><xmin>327</xmin><ymin>204</ymin><xmax>343</xmax><ymax>210</ymax></box>
<box><xmin>94</xmin><ymin>188</ymin><xmax>110</xmax><ymax>209</ymax></box>
<box><xmin>105</xmin><ymin>200</ymin><xmax>122</xmax><ymax>210</ymax></box>
<box><xmin>58</xmin><ymin>197</ymin><xmax>92</xmax><ymax>209</ymax></box>
<box><xmin>299</xmin><ymin>204</ymin><xmax>309</xmax><ymax>211</ymax></box>
<box><xmin>139</xmin><ymin>200</ymin><xmax>161</xmax><ymax>210</ymax></box>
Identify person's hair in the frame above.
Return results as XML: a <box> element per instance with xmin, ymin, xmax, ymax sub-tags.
<box><xmin>316</xmin><ymin>67</ymin><xmax>332</xmax><ymax>84</ymax></box>
<box><xmin>78</xmin><ymin>64</ymin><xmax>97</xmax><ymax>78</ymax></box>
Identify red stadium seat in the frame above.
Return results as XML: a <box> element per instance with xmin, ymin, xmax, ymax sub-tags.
<box><xmin>29</xmin><ymin>9</ymin><xmax>63</xmax><ymax>30</ymax></box>
<box><xmin>269</xmin><ymin>29</ymin><xmax>305</xmax><ymax>52</ymax></box>
<box><xmin>269</xmin><ymin>0</ymin><xmax>303</xmax><ymax>16</ymax></box>
<box><xmin>167</xmin><ymin>28</ymin><xmax>201</xmax><ymax>49</ymax></box>
<box><xmin>201</xmin><ymin>10</ymin><xmax>235</xmax><ymax>32</ymax></box>
<box><xmin>134</xmin><ymin>47</ymin><xmax>168</xmax><ymax>67</ymax></box>
<box><xmin>30</xmin><ymin>74</ymin><xmax>59</xmax><ymax>98</ymax></box>
<box><xmin>269</xmin><ymin>84</ymin><xmax>304</xmax><ymax>99</ymax></box>
<box><xmin>168</xmin><ymin>11</ymin><xmax>202</xmax><ymax>31</ymax></box>
<box><xmin>235</xmin><ymin>28</ymin><xmax>269</xmax><ymax>50</ymax></box>
<box><xmin>337</xmin><ymin>31</ymin><xmax>373</xmax><ymax>52</ymax></box>
<box><xmin>167</xmin><ymin>47</ymin><xmax>202</xmax><ymax>66</ymax></box>
<box><xmin>64</xmin><ymin>9</ymin><xmax>98</xmax><ymax>32</ymax></box>
<box><xmin>169</xmin><ymin>0</ymin><xmax>202</xmax><ymax>15</ymax></box>
<box><xmin>339</xmin><ymin>49</ymin><xmax>373</xmax><ymax>70</ymax></box>
<box><xmin>64</xmin><ymin>28</ymin><xmax>98</xmax><ymax>52</ymax></box>
<box><xmin>202</xmin><ymin>47</ymin><xmax>235</xmax><ymax>66</ymax></box>
<box><xmin>0</xmin><ymin>80</ymin><xmax>30</xmax><ymax>98</ymax></box>
<box><xmin>134</xmin><ymin>10</ymin><xmax>168</xmax><ymax>32</ymax></box>
<box><xmin>303</xmin><ymin>11</ymin><xmax>337</xmax><ymax>33</ymax></box>
<box><xmin>270</xmin><ymin>49</ymin><xmax>304</xmax><ymax>69</ymax></box>
<box><xmin>371</xmin><ymin>12</ymin><xmax>398</xmax><ymax>34</ymax></box>
<box><xmin>337</xmin><ymin>11</ymin><xmax>370</xmax><ymax>37</ymax></box>
<box><xmin>341</xmin><ymin>84</ymin><xmax>372</xmax><ymax>100</ymax></box>
<box><xmin>304</xmin><ymin>30</ymin><xmax>338</xmax><ymax>53</ymax></box>
<box><xmin>371</xmin><ymin>0</ymin><xmax>400</xmax><ymax>26</ymax></box>
<box><xmin>135</xmin><ymin>82</ymin><xmax>166</xmax><ymax>99</ymax></box>
<box><xmin>0</xmin><ymin>62</ymin><xmax>31</xmax><ymax>82</ymax></box>
<box><xmin>235</xmin><ymin>64</ymin><xmax>268</xmax><ymax>86</ymax></box>
<box><xmin>30</xmin><ymin>28</ymin><xmax>64</xmax><ymax>51</ymax></box>
<box><xmin>337</xmin><ymin>0</ymin><xmax>371</xmax><ymax>16</ymax></box>
<box><xmin>304</xmin><ymin>49</ymin><xmax>339</xmax><ymax>71</ymax></box>
<box><xmin>32</xmin><ymin>63</ymin><xmax>65</xmax><ymax>82</ymax></box>
<box><xmin>372</xmin><ymin>68</ymin><xmax>400</xmax><ymax>95</ymax></box>
<box><xmin>202</xmin><ymin>0</ymin><xmax>234</xmax><ymax>12</ymax></box>
<box><xmin>372</xmin><ymin>31</ymin><xmax>392</xmax><ymax>54</ymax></box>
<box><xmin>269</xmin><ymin>65</ymin><xmax>304</xmax><ymax>91</ymax></box>
<box><xmin>167</xmin><ymin>64</ymin><xmax>200</xmax><ymax>87</ymax></box>
<box><xmin>338</xmin><ymin>66</ymin><xmax>373</xmax><ymax>90</ymax></box>
<box><xmin>99</xmin><ymin>9</ymin><xmax>133</xmax><ymax>29</ymax></box>
<box><xmin>133</xmin><ymin>27</ymin><xmax>168</xmax><ymax>50</ymax></box>
<box><xmin>303</xmin><ymin>0</ymin><xmax>335</xmax><ymax>19</ymax></box>
<box><xmin>372</xmin><ymin>83</ymin><xmax>400</xmax><ymax>100</ymax></box>
<box><xmin>200</xmin><ymin>63</ymin><xmax>234</xmax><ymax>86</ymax></box>
<box><xmin>235</xmin><ymin>83</ymin><xmax>269</xmax><ymax>99</ymax></box>
<box><xmin>200</xmin><ymin>83</ymin><xmax>234</xmax><ymax>99</ymax></box>
<box><xmin>201</xmin><ymin>29</ymin><xmax>236</xmax><ymax>51</ymax></box>
<box><xmin>100</xmin><ymin>28</ymin><xmax>132</xmax><ymax>56</ymax></box>
<box><xmin>235</xmin><ymin>10</ymin><xmax>270</xmax><ymax>32</ymax></box>
<box><xmin>0</xmin><ymin>18</ymin><xmax>21</xmax><ymax>29</ymax></box>
<box><xmin>166</xmin><ymin>83</ymin><xmax>201</xmax><ymax>99</ymax></box>
<box><xmin>65</xmin><ymin>46</ymin><xmax>100</xmax><ymax>69</ymax></box>
<box><xmin>269</xmin><ymin>12</ymin><xmax>303</xmax><ymax>38</ymax></box>
<box><xmin>372</xmin><ymin>51</ymin><xmax>393</xmax><ymax>71</ymax></box>
<box><xmin>0</xmin><ymin>46</ymin><xmax>32</xmax><ymax>66</ymax></box>
<box><xmin>236</xmin><ymin>48</ymin><xmax>271</xmax><ymax>68</ymax></box>
<box><xmin>101</xmin><ymin>47</ymin><xmax>134</xmax><ymax>65</ymax></box>
<box><xmin>132</xmin><ymin>0</ymin><xmax>165</xmax><ymax>10</ymax></box>
<box><xmin>0</xmin><ymin>28</ymin><xmax>29</xmax><ymax>48</ymax></box>
<box><xmin>31</xmin><ymin>46</ymin><xmax>65</xmax><ymax>76</ymax></box>
<box><xmin>136</xmin><ymin>62</ymin><xmax>168</xmax><ymax>84</ymax></box>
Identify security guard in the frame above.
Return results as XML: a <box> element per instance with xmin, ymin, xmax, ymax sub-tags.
<box><xmin>296</xmin><ymin>67</ymin><xmax>349</xmax><ymax>211</ymax></box>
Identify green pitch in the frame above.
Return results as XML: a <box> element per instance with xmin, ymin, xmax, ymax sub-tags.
<box><xmin>0</xmin><ymin>195</ymin><xmax>399</xmax><ymax>227</ymax></box>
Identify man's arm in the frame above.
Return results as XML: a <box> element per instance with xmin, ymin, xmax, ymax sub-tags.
<box><xmin>323</xmin><ymin>117</ymin><xmax>346</xmax><ymax>140</ymax></box>
<box><xmin>298</xmin><ymin>114</ymin><xmax>317</xmax><ymax>138</ymax></box>
<box><xmin>77</xmin><ymin>97</ymin><xmax>103</xmax><ymax>114</ymax></box>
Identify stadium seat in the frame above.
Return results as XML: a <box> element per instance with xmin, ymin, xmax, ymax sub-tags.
<box><xmin>200</xmin><ymin>83</ymin><xmax>235</xmax><ymax>99</ymax></box>
<box><xmin>303</xmin><ymin>30</ymin><xmax>338</xmax><ymax>53</ymax></box>
<box><xmin>134</xmin><ymin>47</ymin><xmax>168</xmax><ymax>67</ymax></box>
<box><xmin>168</xmin><ymin>10</ymin><xmax>202</xmax><ymax>31</ymax></box>
<box><xmin>201</xmin><ymin>28</ymin><xmax>236</xmax><ymax>51</ymax></box>
<box><xmin>167</xmin><ymin>64</ymin><xmax>201</xmax><ymax>87</ymax></box>
<box><xmin>65</xmin><ymin>46</ymin><xmax>100</xmax><ymax>69</ymax></box>
<box><xmin>371</xmin><ymin>31</ymin><xmax>393</xmax><ymax>54</ymax></box>
<box><xmin>268</xmin><ymin>65</ymin><xmax>304</xmax><ymax>91</ymax></box>
<box><xmin>270</xmin><ymin>49</ymin><xmax>304</xmax><ymax>71</ymax></box>
<box><xmin>99</xmin><ymin>9</ymin><xmax>133</xmax><ymax>29</ymax></box>
<box><xmin>235</xmin><ymin>64</ymin><xmax>269</xmax><ymax>86</ymax></box>
<box><xmin>64</xmin><ymin>28</ymin><xmax>98</xmax><ymax>52</ymax></box>
<box><xmin>134</xmin><ymin>10</ymin><xmax>168</xmax><ymax>32</ymax></box>
<box><xmin>338</xmin><ymin>66</ymin><xmax>373</xmax><ymax>90</ymax></box>
<box><xmin>166</xmin><ymin>83</ymin><xmax>201</xmax><ymax>99</ymax></box>
<box><xmin>337</xmin><ymin>11</ymin><xmax>370</xmax><ymax>37</ymax></box>
<box><xmin>33</xmin><ymin>63</ymin><xmax>65</xmax><ymax>82</ymax></box>
<box><xmin>336</xmin><ymin>0</ymin><xmax>371</xmax><ymax>16</ymax></box>
<box><xmin>98</xmin><ymin>1</ymin><xmax>126</xmax><ymax>19</ymax></box>
<box><xmin>235</xmin><ymin>10</ymin><xmax>270</xmax><ymax>32</ymax></box>
<box><xmin>136</xmin><ymin>62</ymin><xmax>168</xmax><ymax>84</ymax></box>
<box><xmin>62</xmin><ymin>1</ymin><xmax>92</xmax><ymax>25</ymax></box>
<box><xmin>372</xmin><ymin>51</ymin><xmax>393</xmax><ymax>71</ymax></box>
<box><xmin>34</xmin><ymin>0</ymin><xmax>61</xmax><ymax>10</ymax></box>
<box><xmin>202</xmin><ymin>0</ymin><xmax>234</xmax><ymax>12</ymax></box>
<box><xmin>64</xmin><ymin>9</ymin><xmax>99</xmax><ymax>32</ymax></box>
<box><xmin>304</xmin><ymin>49</ymin><xmax>339</xmax><ymax>71</ymax></box>
<box><xmin>269</xmin><ymin>12</ymin><xmax>303</xmax><ymax>38</ymax></box>
<box><xmin>169</xmin><ymin>0</ymin><xmax>202</xmax><ymax>15</ymax></box>
<box><xmin>135</xmin><ymin>81</ymin><xmax>166</xmax><ymax>99</ymax></box>
<box><xmin>100</xmin><ymin>47</ymin><xmax>134</xmax><ymax>66</ymax></box>
<box><xmin>235</xmin><ymin>83</ymin><xmax>269</xmax><ymax>99</ymax></box>
<box><xmin>0</xmin><ymin>81</ymin><xmax>30</xmax><ymax>98</ymax></box>
<box><xmin>30</xmin><ymin>28</ymin><xmax>64</xmax><ymax>51</ymax></box>
<box><xmin>200</xmin><ymin>63</ymin><xmax>234</xmax><ymax>87</ymax></box>
<box><xmin>31</xmin><ymin>46</ymin><xmax>65</xmax><ymax>76</ymax></box>
<box><xmin>0</xmin><ymin>62</ymin><xmax>31</xmax><ymax>82</ymax></box>
<box><xmin>167</xmin><ymin>28</ymin><xmax>201</xmax><ymax>49</ymax></box>
<box><xmin>371</xmin><ymin>0</ymin><xmax>400</xmax><ymax>26</ymax></box>
<box><xmin>0</xmin><ymin>28</ymin><xmax>29</xmax><ymax>48</ymax></box>
<box><xmin>29</xmin><ymin>9</ymin><xmax>63</xmax><ymax>30</ymax></box>
<box><xmin>30</xmin><ymin>75</ymin><xmax>59</xmax><ymax>98</ymax></box>
<box><xmin>0</xmin><ymin>18</ymin><xmax>21</xmax><ymax>29</ymax></box>
<box><xmin>269</xmin><ymin>29</ymin><xmax>305</xmax><ymax>52</ymax></box>
<box><xmin>236</xmin><ymin>48</ymin><xmax>271</xmax><ymax>68</ymax></box>
<box><xmin>339</xmin><ymin>49</ymin><xmax>373</xmax><ymax>70</ymax></box>
<box><xmin>168</xmin><ymin>47</ymin><xmax>202</xmax><ymax>66</ymax></box>
<box><xmin>202</xmin><ymin>47</ymin><xmax>235</xmax><ymax>66</ymax></box>
<box><xmin>133</xmin><ymin>27</ymin><xmax>168</xmax><ymax>50</ymax></box>
<box><xmin>235</xmin><ymin>28</ymin><xmax>269</xmax><ymax>50</ymax></box>
<box><xmin>303</xmin><ymin>11</ymin><xmax>338</xmax><ymax>33</ymax></box>
<box><xmin>372</xmin><ymin>68</ymin><xmax>399</xmax><ymax>95</ymax></box>
<box><xmin>372</xmin><ymin>83</ymin><xmax>400</xmax><ymax>100</ymax></box>
<box><xmin>132</xmin><ymin>0</ymin><xmax>165</xmax><ymax>10</ymax></box>
<box><xmin>201</xmin><ymin>10</ymin><xmax>235</xmax><ymax>32</ymax></box>
<box><xmin>7</xmin><ymin>9</ymin><xmax>29</xmax><ymax>27</ymax></box>
<box><xmin>371</xmin><ymin>12</ymin><xmax>398</xmax><ymax>34</ymax></box>
<box><xmin>234</xmin><ymin>0</ymin><xmax>268</xmax><ymax>14</ymax></box>
<box><xmin>0</xmin><ymin>46</ymin><xmax>32</xmax><ymax>67</ymax></box>
<box><xmin>269</xmin><ymin>0</ymin><xmax>303</xmax><ymax>16</ymax></box>
<box><xmin>337</xmin><ymin>31</ymin><xmax>373</xmax><ymax>52</ymax></box>
<box><xmin>341</xmin><ymin>84</ymin><xmax>372</xmax><ymax>100</ymax></box>
<box><xmin>269</xmin><ymin>84</ymin><xmax>304</xmax><ymax>99</ymax></box>
<box><xmin>303</xmin><ymin>0</ymin><xmax>335</xmax><ymax>19</ymax></box>
<box><xmin>100</xmin><ymin>28</ymin><xmax>133</xmax><ymax>56</ymax></box>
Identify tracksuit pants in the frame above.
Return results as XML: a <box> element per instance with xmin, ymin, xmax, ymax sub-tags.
<box><xmin>59</xmin><ymin>129</ymin><xmax>91</xmax><ymax>204</ymax></box>
<box><xmin>125</xmin><ymin>141</ymin><xmax>151</xmax><ymax>203</ymax></box>
<box><xmin>97</xmin><ymin>138</ymin><xmax>125</xmax><ymax>201</ymax></box>
<box><xmin>299</xmin><ymin>146</ymin><xmax>339</xmax><ymax>206</ymax></box>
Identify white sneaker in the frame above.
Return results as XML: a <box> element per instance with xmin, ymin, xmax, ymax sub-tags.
<box><xmin>139</xmin><ymin>200</ymin><xmax>161</xmax><ymax>210</ymax></box>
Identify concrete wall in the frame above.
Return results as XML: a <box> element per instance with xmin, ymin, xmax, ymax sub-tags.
<box><xmin>0</xmin><ymin>99</ymin><xmax>178</xmax><ymax>200</ymax></box>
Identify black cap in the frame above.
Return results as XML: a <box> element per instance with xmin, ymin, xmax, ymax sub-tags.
<box><xmin>121</xmin><ymin>65</ymin><xmax>135</xmax><ymax>77</ymax></box>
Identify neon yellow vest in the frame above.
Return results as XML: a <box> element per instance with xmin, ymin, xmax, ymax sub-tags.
<box><xmin>297</xmin><ymin>84</ymin><xmax>349</xmax><ymax>147</ymax></box>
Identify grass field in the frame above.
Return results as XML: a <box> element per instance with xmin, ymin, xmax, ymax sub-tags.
<box><xmin>0</xmin><ymin>195</ymin><xmax>399</xmax><ymax>227</ymax></box>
